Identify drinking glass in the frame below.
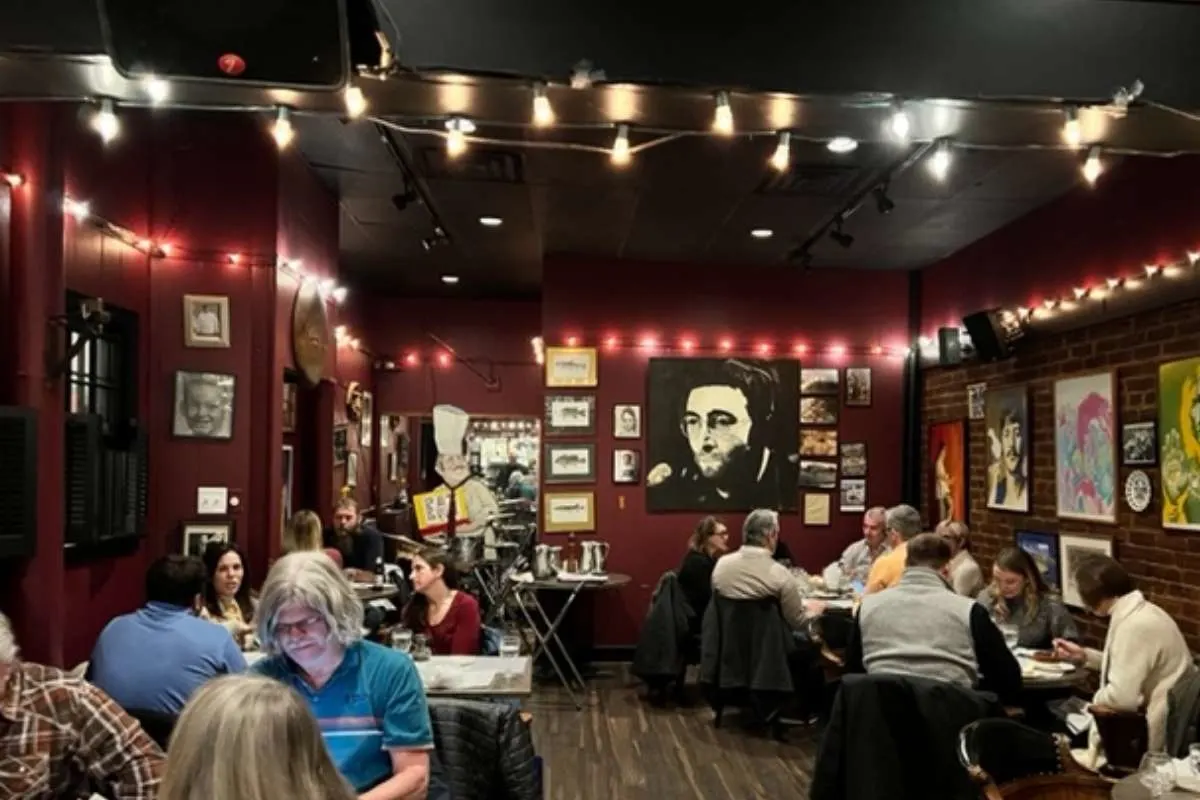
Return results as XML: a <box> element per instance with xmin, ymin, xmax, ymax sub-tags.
<box><xmin>412</xmin><ymin>633</ymin><xmax>432</xmax><ymax>662</ymax></box>
<box><xmin>499</xmin><ymin>630</ymin><xmax>521</xmax><ymax>658</ymax></box>
<box><xmin>998</xmin><ymin>623</ymin><xmax>1019</xmax><ymax>651</ymax></box>
<box><xmin>390</xmin><ymin>627</ymin><xmax>413</xmax><ymax>654</ymax></box>
<box><xmin>1139</xmin><ymin>751</ymin><xmax>1176</xmax><ymax>797</ymax></box>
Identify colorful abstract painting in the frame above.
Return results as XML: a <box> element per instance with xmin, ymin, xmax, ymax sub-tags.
<box><xmin>928</xmin><ymin>419</ymin><xmax>967</xmax><ymax>524</ymax></box>
<box><xmin>1159</xmin><ymin>356</ymin><xmax>1200</xmax><ymax>531</ymax></box>
<box><xmin>1054</xmin><ymin>372</ymin><xmax>1116</xmax><ymax>522</ymax></box>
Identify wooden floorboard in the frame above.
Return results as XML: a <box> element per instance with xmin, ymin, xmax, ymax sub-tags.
<box><xmin>526</xmin><ymin>665</ymin><xmax>818</xmax><ymax>800</ymax></box>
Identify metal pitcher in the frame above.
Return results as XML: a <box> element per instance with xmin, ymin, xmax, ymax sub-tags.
<box><xmin>532</xmin><ymin>544</ymin><xmax>562</xmax><ymax>579</ymax></box>
<box><xmin>580</xmin><ymin>540</ymin><xmax>610</xmax><ymax>574</ymax></box>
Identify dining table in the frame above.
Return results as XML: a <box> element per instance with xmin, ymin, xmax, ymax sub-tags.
<box><xmin>1111</xmin><ymin>773</ymin><xmax>1198</xmax><ymax>798</ymax></box>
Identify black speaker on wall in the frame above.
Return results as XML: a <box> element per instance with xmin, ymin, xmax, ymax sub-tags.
<box><xmin>962</xmin><ymin>308</ymin><xmax>1026</xmax><ymax>363</ymax></box>
<box><xmin>937</xmin><ymin>327</ymin><xmax>962</xmax><ymax>366</ymax></box>
<box><xmin>98</xmin><ymin>0</ymin><xmax>354</xmax><ymax>89</ymax></box>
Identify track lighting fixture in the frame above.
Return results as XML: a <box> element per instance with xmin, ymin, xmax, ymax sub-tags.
<box><xmin>873</xmin><ymin>184</ymin><xmax>895</xmax><ymax>215</ymax></box>
<box><xmin>829</xmin><ymin>221</ymin><xmax>854</xmax><ymax>248</ymax></box>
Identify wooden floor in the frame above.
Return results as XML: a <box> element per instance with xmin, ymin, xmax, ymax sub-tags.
<box><xmin>526</xmin><ymin>665</ymin><xmax>819</xmax><ymax>800</ymax></box>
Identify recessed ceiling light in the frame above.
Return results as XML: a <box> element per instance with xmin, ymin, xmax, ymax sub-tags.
<box><xmin>827</xmin><ymin>136</ymin><xmax>858</xmax><ymax>154</ymax></box>
<box><xmin>479</xmin><ymin>216</ymin><xmax>503</xmax><ymax>227</ymax></box>
<box><xmin>441</xmin><ymin>275</ymin><xmax>460</xmax><ymax>285</ymax></box>
<box><xmin>750</xmin><ymin>229</ymin><xmax>774</xmax><ymax>239</ymax></box>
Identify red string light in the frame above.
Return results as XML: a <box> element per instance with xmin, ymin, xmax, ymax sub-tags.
<box><xmin>2</xmin><ymin>172</ymin><xmax>25</xmax><ymax>188</ymax></box>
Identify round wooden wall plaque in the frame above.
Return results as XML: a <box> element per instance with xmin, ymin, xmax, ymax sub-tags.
<box><xmin>291</xmin><ymin>281</ymin><xmax>330</xmax><ymax>386</ymax></box>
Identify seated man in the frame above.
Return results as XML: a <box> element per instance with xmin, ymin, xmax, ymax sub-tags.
<box><xmin>712</xmin><ymin>508</ymin><xmax>812</xmax><ymax>630</ymax></box>
<box><xmin>89</xmin><ymin>554</ymin><xmax>246</xmax><ymax>714</ymax></box>
<box><xmin>863</xmin><ymin>503</ymin><xmax>922</xmax><ymax>594</ymax></box>
<box><xmin>324</xmin><ymin>496</ymin><xmax>385</xmax><ymax>582</ymax></box>
<box><xmin>845</xmin><ymin>533</ymin><xmax>1021</xmax><ymax>703</ymax></box>
<box><xmin>0</xmin><ymin>612</ymin><xmax>164</xmax><ymax>798</ymax></box>
<box><xmin>835</xmin><ymin>506</ymin><xmax>889</xmax><ymax>584</ymax></box>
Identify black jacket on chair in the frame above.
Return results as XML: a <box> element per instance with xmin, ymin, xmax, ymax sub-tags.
<box><xmin>427</xmin><ymin>698</ymin><xmax>539</xmax><ymax>800</ymax></box>
<box><xmin>700</xmin><ymin>594</ymin><xmax>795</xmax><ymax>696</ymax></box>
<box><xmin>810</xmin><ymin>673</ymin><xmax>1002</xmax><ymax>800</ymax></box>
<box><xmin>632</xmin><ymin>571</ymin><xmax>695</xmax><ymax>686</ymax></box>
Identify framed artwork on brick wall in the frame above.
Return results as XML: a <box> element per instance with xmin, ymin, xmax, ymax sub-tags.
<box><xmin>1058</xmin><ymin>532</ymin><xmax>1113</xmax><ymax>608</ymax></box>
<box><xmin>985</xmin><ymin>385</ymin><xmax>1030</xmax><ymax>513</ymax></box>
<box><xmin>1159</xmin><ymin>356</ymin><xmax>1200</xmax><ymax>531</ymax></box>
<box><xmin>928</xmin><ymin>419</ymin><xmax>968</xmax><ymax>525</ymax></box>
<box><xmin>1054</xmin><ymin>371</ymin><xmax>1117</xmax><ymax>523</ymax></box>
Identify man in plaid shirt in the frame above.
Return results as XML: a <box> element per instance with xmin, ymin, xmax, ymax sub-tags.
<box><xmin>0</xmin><ymin>612</ymin><xmax>164</xmax><ymax>799</ymax></box>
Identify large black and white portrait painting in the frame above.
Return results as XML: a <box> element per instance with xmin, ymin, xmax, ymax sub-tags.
<box><xmin>173</xmin><ymin>370</ymin><xmax>235</xmax><ymax>440</ymax></box>
<box><xmin>646</xmin><ymin>357</ymin><xmax>799</xmax><ymax>512</ymax></box>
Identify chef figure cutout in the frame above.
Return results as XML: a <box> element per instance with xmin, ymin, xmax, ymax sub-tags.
<box><xmin>413</xmin><ymin>405</ymin><xmax>499</xmax><ymax>549</ymax></box>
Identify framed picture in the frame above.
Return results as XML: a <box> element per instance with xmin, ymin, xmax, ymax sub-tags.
<box><xmin>282</xmin><ymin>382</ymin><xmax>297</xmax><ymax>434</ymax></box>
<box><xmin>613</xmin><ymin>404</ymin><xmax>642</xmax><ymax>439</ymax></box>
<box><xmin>799</xmin><ymin>429</ymin><xmax>838</xmax><ymax>457</ymax></box>
<box><xmin>1054</xmin><ymin>372</ymin><xmax>1117</xmax><ymax>523</ymax></box>
<box><xmin>967</xmin><ymin>382</ymin><xmax>987</xmax><ymax>421</ymax></box>
<box><xmin>800</xmin><ymin>397</ymin><xmax>838</xmax><ymax>425</ymax></box>
<box><xmin>181</xmin><ymin>521</ymin><xmax>232</xmax><ymax>557</ymax></box>
<box><xmin>545</xmin><ymin>442</ymin><xmax>596</xmax><ymax>483</ymax></box>
<box><xmin>985</xmin><ymin>385</ymin><xmax>1030</xmax><ymax>513</ymax></box>
<box><xmin>172</xmin><ymin>371</ymin><xmax>235</xmax><ymax>440</ymax></box>
<box><xmin>839</xmin><ymin>478</ymin><xmax>867</xmax><ymax>512</ymax></box>
<box><xmin>800</xmin><ymin>368</ymin><xmax>839</xmax><ymax>396</ymax></box>
<box><xmin>543</xmin><ymin>491</ymin><xmax>595</xmax><ymax>533</ymax></box>
<box><xmin>281</xmin><ymin>445</ymin><xmax>294</xmax><ymax>523</ymax></box>
<box><xmin>333</xmin><ymin>425</ymin><xmax>349</xmax><ymax>466</ymax></box>
<box><xmin>798</xmin><ymin>459</ymin><xmax>838</xmax><ymax>489</ymax></box>
<box><xmin>928</xmin><ymin>419</ymin><xmax>968</xmax><ymax>525</ymax></box>
<box><xmin>387</xmin><ymin>451</ymin><xmax>399</xmax><ymax>482</ymax></box>
<box><xmin>840</xmin><ymin>442</ymin><xmax>867</xmax><ymax>478</ymax></box>
<box><xmin>1122</xmin><ymin>421</ymin><xmax>1156</xmax><ymax>466</ymax></box>
<box><xmin>844</xmin><ymin>367</ymin><xmax>872</xmax><ymax>407</ymax></box>
<box><xmin>1016</xmin><ymin>530</ymin><xmax>1061</xmax><ymax>593</ymax></box>
<box><xmin>613</xmin><ymin>449</ymin><xmax>640</xmax><ymax>484</ymax></box>
<box><xmin>182</xmin><ymin>294</ymin><xmax>230</xmax><ymax>348</ymax></box>
<box><xmin>1058</xmin><ymin>532</ymin><xmax>1114</xmax><ymax>608</ymax></box>
<box><xmin>360</xmin><ymin>391</ymin><xmax>373</xmax><ymax>447</ymax></box>
<box><xmin>803</xmin><ymin>493</ymin><xmax>831</xmax><ymax>526</ymax></box>
<box><xmin>346</xmin><ymin>451</ymin><xmax>359</xmax><ymax>488</ymax></box>
<box><xmin>1159</xmin><ymin>356</ymin><xmax>1200</xmax><ymax>531</ymax></box>
<box><xmin>544</xmin><ymin>394</ymin><xmax>596</xmax><ymax>435</ymax></box>
<box><xmin>545</xmin><ymin>346</ymin><xmax>598</xmax><ymax>388</ymax></box>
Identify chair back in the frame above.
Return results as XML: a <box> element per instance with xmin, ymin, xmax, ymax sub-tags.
<box><xmin>1090</xmin><ymin>707</ymin><xmax>1149</xmax><ymax>775</ymax></box>
<box><xmin>700</xmin><ymin>594</ymin><xmax>795</xmax><ymax>694</ymax></box>
<box><xmin>125</xmin><ymin>708</ymin><xmax>177</xmax><ymax>750</ymax></box>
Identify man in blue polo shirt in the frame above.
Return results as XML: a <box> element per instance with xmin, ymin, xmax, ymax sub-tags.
<box><xmin>89</xmin><ymin>555</ymin><xmax>246</xmax><ymax>714</ymax></box>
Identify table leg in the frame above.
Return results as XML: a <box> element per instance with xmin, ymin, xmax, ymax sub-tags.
<box><xmin>529</xmin><ymin>584</ymin><xmax>588</xmax><ymax>692</ymax></box>
<box><xmin>514</xmin><ymin>588</ymin><xmax>583</xmax><ymax>709</ymax></box>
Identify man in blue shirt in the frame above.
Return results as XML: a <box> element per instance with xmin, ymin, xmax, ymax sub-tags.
<box><xmin>89</xmin><ymin>555</ymin><xmax>246</xmax><ymax>714</ymax></box>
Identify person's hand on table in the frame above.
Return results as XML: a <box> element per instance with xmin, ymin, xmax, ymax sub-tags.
<box><xmin>1052</xmin><ymin>638</ymin><xmax>1087</xmax><ymax>666</ymax></box>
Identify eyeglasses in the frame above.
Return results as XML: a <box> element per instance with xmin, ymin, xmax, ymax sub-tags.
<box><xmin>681</xmin><ymin>411</ymin><xmax>743</xmax><ymax>439</ymax></box>
<box><xmin>274</xmin><ymin>614</ymin><xmax>326</xmax><ymax>638</ymax></box>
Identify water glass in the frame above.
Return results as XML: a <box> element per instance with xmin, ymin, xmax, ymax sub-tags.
<box><xmin>412</xmin><ymin>633</ymin><xmax>432</xmax><ymax>662</ymax></box>
<box><xmin>390</xmin><ymin>627</ymin><xmax>413</xmax><ymax>654</ymax></box>
<box><xmin>998</xmin><ymin>623</ymin><xmax>1019</xmax><ymax>651</ymax></box>
<box><xmin>1139</xmin><ymin>751</ymin><xmax>1176</xmax><ymax>797</ymax></box>
<box><xmin>499</xmin><ymin>631</ymin><xmax>521</xmax><ymax>658</ymax></box>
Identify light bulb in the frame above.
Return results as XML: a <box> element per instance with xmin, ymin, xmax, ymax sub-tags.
<box><xmin>91</xmin><ymin>99</ymin><xmax>120</xmax><ymax>144</ymax></box>
<box><xmin>272</xmin><ymin>107</ymin><xmax>295</xmax><ymax>149</ymax></box>
<box><xmin>63</xmin><ymin>198</ymin><xmax>91</xmax><ymax>222</ymax></box>
<box><xmin>611</xmin><ymin>124</ymin><xmax>631</xmax><ymax>166</ymax></box>
<box><xmin>770</xmin><ymin>131</ymin><xmax>791</xmax><ymax>171</ymax></box>
<box><xmin>927</xmin><ymin>140</ymin><xmax>952</xmax><ymax>181</ymax></box>
<box><xmin>1082</xmin><ymin>145</ymin><xmax>1103</xmax><ymax>185</ymax></box>
<box><xmin>445</xmin><ymin>117</ymin><xmax>474</xmax><ymax>158</ymax></box>
<box><xmin>712</xmin><ymin>91</ymin><xmax>734</xmax><ymax>135</ymax></box>
<box><xmin>2</xmin><ymin>173</ymin><xmax>23</xmax><ymax>188</ymax></box>
<box><xmin>344</xmin><ymin>86</ymin><xmax>367</xmax><ymax>118</ymax></box>
<box><xmin>144</xmin><ymin>77</ymin><xmax>169</xmax><ymax>105</ymax></box>
<box><xmin>332</xmin><ymin>287</ymin><xmax>348</xmax><ymax>303</ymax></box>
<box><xmin>888</xmin><ymin>104</ymin><xmax>910</xmax><ymax>140</ymax></box>
<box><xmin>827</xmin><ymin>136</ymin><xmax>858</xmax><ymax>154</ymax></box>
<box><xmin>1062</xmin><ymin>107</ymin><xmax>1082</xmax><ymax>149</ymax></box>
<box><xmin>532</xmin><ymin>84</ymin><xmax>554</xmax><ymax>127</ymax></box>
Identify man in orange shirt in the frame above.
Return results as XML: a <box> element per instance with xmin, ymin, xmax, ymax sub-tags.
<box><xmin>864</xmin><ymin>504</ymin><xmax>923</xmax><ymax>594</ymax></box>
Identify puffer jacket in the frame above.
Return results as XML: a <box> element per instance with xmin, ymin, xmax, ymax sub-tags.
<box><xmin>428</xmin><ymin>697</ymin><xmax>539</xmax><ymax>800</ymax></box>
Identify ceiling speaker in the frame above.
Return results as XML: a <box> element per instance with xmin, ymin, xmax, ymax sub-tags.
<box><xmin>98</xmin><ymin>0</ymin><xmax>351</xmax><ymax>89</ymax></box>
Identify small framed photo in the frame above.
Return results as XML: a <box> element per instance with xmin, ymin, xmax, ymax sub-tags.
<box><xmin>545</xmin><ymin>442</ymin><xmax>596</xmax><ymax>484</ymax></box>
<box><xmin>798</xmin><ymin>460</ymin><xmax>838</xmax><ymax>489</ymax></box>
<box><xmin>360</xmin><ymin>391</ymin><xmax>373</xmax><ymax>447</ymax></box>
<box><xmin>799</xmin><ymin>429</ymin><xmax>838</xmax><ymax>457</ymax></box>
<box><xmin>613</xmin><ymin>449</ymin><xmax>640</xmax><ymax>484</ymax></box>
<box><xmin>967</xmin><ymin>382</ymin><xmax>987</xmax><ymax>421</ymax></box>
<box><xmin>543</xmin><ymin>491</ymin><xmax>596</xmax><ymax>533</ymax></box>
<box><xmin>387</xmin><ymin>451</ymin><xmax>399</xmax><ymax>482</ymax></box>
<box><xmin>333</xmin><ymin>425</ymin><xmax>349</xmax><ymax>465</ymax></box>
<box><xmin>803</xmin><ymin>493</ymin><xmax>831</xmax><ymax>526</ymax></box>
<box><xmin>1122</xmin><ymin>421</ymin><xmax>1156</xmax><ymax>466</ymax></box>
<box><xmin>839</xmin><ymin>478</ymin><xmax>867</xmax><ymax>513</ymax></box>
<box><xmin>183</xmin><ymin>294</ymin><xmax>230</xmax><ymax>348</ymax></box>
<box><xmin>800</xmin><ymin>397</ymin><xmax>838</xmax><ymax>425</ymax></box>
<box><xmin>800</xmin><ymin>368</ymin><xmax>839</xmax><ymax>396</ymax></box>
<box><xmin>613</xmin><ymin>404</ymin><xmax>642</xmax><ymax>439</ymax></box>
<box><xmin>1015</xmin><ymin>530</ymin><xmax>1061</xmax><ymax>594</ymax></box>
<box><xmin>182</xmin><ymin>521</ymin><xmax>232</xmax><ymax>557</ymax></box>
<box><xmin>545</xmin><ymin>346</ymin><xmax>598</xmax><ymax>388</ymax></box>
<box><xmin>844</xmin><ymin>367</ymin><xmax>872</xmax><ymax>407</ymax></box>
<box><xmin>346</xmin><ymin>451</ymin><xmax>359</xmax><ymax>488</ymax></box>
<box><xmin>173</xmin><ymin>371</ymin><xmax>235</xmax><ymax>440</ymax></box>
<box><xmin>840</xmin><ymin>442</ymin><xmax>867</xmax><ymax>477</ymax></box>
<box><xmin>545</xmin><ymin>394</ymin><xmax>596</xmax><ymax>435</ymax></box>
<box><xmin>281</xmin><ymin>446</ymin><xmax>294</xmax><ymax>522</ymax></box>
<box><xmin>1059</xmin><ymin>532</ymin><xmax>1115</xmax><ymax>608</ymax></box>
<box><xmin>282</xmin><ymin>383</ymin><xmax>297</xmax><ymax>433</ymax></box>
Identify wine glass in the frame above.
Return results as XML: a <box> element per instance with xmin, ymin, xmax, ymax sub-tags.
<box><xmin>1139</xmin><ymin>751</ymin><xmax>1176</xmax><ymax>797</ymax></box>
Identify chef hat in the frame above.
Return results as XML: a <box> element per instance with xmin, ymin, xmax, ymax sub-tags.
<box><xmin>432</xmin><ymin>404</ymin><xmax>469</xmax><ymax>457</ymax></box>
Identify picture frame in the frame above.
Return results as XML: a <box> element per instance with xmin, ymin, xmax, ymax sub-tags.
<box><xmin>803</xmin><ymin>493</ymin><xmax>831</xmax><ymax>526</ymax></box>
<box><xmin>1054</xmin><ymin>371</ymin><xmax>1117</xmax><ymax>523</ymax></box>
<box><xmin>282</xmin><ymin>382</ymin><xmax>297</xmax><ymax>434</ymax></box>
<box><xmin>544</xmin><ymin>442</ymin><xmax>597</xmax><ymax>484</ymax></box>
<box><xmin>798</xmin><ymin>459</ymin><xmax>838</xmax><ymax>489</ymax></box>
<box><xmin>182</xmin><ymin>294</ymin><xmax>230</xmax><ymax>348</ymax></box>
<box><xmin>967</xmin><ymin>382</ymin><xmax>987</xmax><ymax>421</ymax></box>
<box><xmin>181</xmin><ymin>521</ymin><xmax>232</xmax><ymax>558</ymax></box>
<box><xmin>281</xmin><ymin>445</ymin><xmax>294</xmax><ymax>523</ymax></box>
<box><xmin>800</xmin><ymin>368</ymin><xmax>839</xmax><ymax>396</ymax></box>
<box><xmin>800</xmin><ymin>397</ymin><xmax>838</xmax><ymax>426</ymax></box>
<box><xmin>545</xmin><ymin>346</ymin><xmax>598</xmax><ymax>388</ymax></box>
<box><xmin>613</xmin><ymin>403</ymin><xmax>642</xmax><ymax>439</ymax></box>
<box><xmin>799</xmin><ymin>429</ymin><xmax>838</xmax><ymax>457</ymax></box>
<box><xmin>387</xmin><ymin>451</ymin><xmax>399</xmax><ymax>482</ymax></box>
<box><xmin>1015</xmin><ymin>530</ymin><xmax>1061</xmax><ymax>594</ymax></box>
<box><xmin>1058</xmin><ymin>532</ymin><xmax>1114</xmax><ymax>608</ymax></box>
<box><xmin>333</xmin><ymin>425</ymin><xmax>349</xmax><ymax>466</ymax></box>
<box><xmin>172</xmin><ymin>370</ymin><xmax>235</xmax><ymax>440</ymax></box>
<box><xmin>543</xmin><ymin>491</ymin><xmax>596</xmax><ymax>533</ymax></box>
<box><xmin>1122</xmin><ymin>421</ymin><xmax>1156</xmax><ymax>466</ymax></box>
<box><xmin>346</xmin><ymin>450</ymin><xmax>359</xmax><ymax>488</ymax></box>
<box><xmin>360</xmin><ymin>391</ymin><xmax>373</xmax><ymax>447</ymax></box>
<box><xmin>928</xmin><ymin>419</ymin><xmax>968</xmax><ymax>525</ymax></box>
<box><xmin>985</xmin><ymin>384</ymin><xmax>1030</xmax><ymax>513</ymax></box>
<box><xmin>613</xmin><ymin>449</ymin><xmax>640</xmax><ymax>484</ymax></box>
<box><xmin>839</xmin><ymin>442</ymin><xmax>867</xmax><ymax>478</ymax></box>
<box><xmin>839</xmin><ymin>478</ymin><xmax>867</xmax><ymax>513</ymax></box>
<box><xmin>1159</xmin><ymin>356</ymin><xmax>1200</xmax><ymax>531</ymax></box>
<box><xmin>844</xmin><ymin>367</ymin><xmax>872</xmax><ymax>407</ymax></box>
<box><xmin>544</xmin><ymin>394</ymin><xmax>596</xmax><ymax>435</ymax></box>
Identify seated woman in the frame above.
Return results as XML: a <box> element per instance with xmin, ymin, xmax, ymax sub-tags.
<box><xmin>200</xmin><ymin>542</ymin><xmax>257</xmax><ymax>649</ymax></box>
<box><xmin>160</xmin><ymin>673</ymin><xmax>356</xmax><ymax>800</ymax></box>
<box><xmin>936</xmin><ymin>520</ymin><xmax>984</xmax><ymax>597</ymax></box>
<box><xmin>1054</xmin><ymin>556</ymin><xmax>1192</xmax><ymax>770</ymax></box>
<box><xmin>977</xmin><ymin>547</ymin><xmax>1077</xmax><ymax>649</ymax></box>
<box><xmin>402</xmin><ymin>548</ymin><xmax>482</xmax><ymax>656</ymax></box>
<box><xmin>284</xmin><ymin>509</ymin><xmax>343</xmax><ymax>568</ymax></box>
<box><xmin>677</xmin><ymin>516</ymin><xmax>729</xmax><ymax>625</ymax></box>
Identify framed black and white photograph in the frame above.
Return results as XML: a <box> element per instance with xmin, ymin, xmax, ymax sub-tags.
<box><xmin>282</xmin><ymin>445</ymin><xmax>294</xmax><ymax>523</ymax></box>
<box><xmin>613</xmin><ymin>404</ymin><xmax>642</xmax><ymax>439</ymax></box>
<box><xmin>333</xmin><ymin>425</ymin><xmax>349</xmax><ymax>465</ymax></box>
<box><xmin>800</xmin><ymin>396</ymin><xmax>838</xmax><ymax>425</ymax></box>
<box><xmin>182</xmin><ymin>521</ymin><xmax>232</xmax><ymax>557</ymax></box>
<box><xmin>346</xmin><ymin>451</ymin><xmax>359</xmax><ymax>488</ymax></box>
<box><xmin>800</xmin><ymin>368</ymin><xmax>839</xmax><ymax>396</ymax></box>
<box><xmin>544</xmin><ymin>394</ymin><xmax>596</xmax><ymax>436</ymax></box>
<box><xmin>1122</xmin><ymin>421</ymin><xmax>1156</xmax><ymax>466</ymax></box>
<box><xmin>798</xmin><ymin>459</ymin><xmax>838</xmax><ymax>490</ymax></box>
<box><xmin>840</xmin><ymin>478</ymin><xmax>867</xmax><ymax>512</ymax></box>
<box><xmin>645</xmin><ymin>357</ymin><xmax>799</xmax><ymax>512</ymax></box>
<box><xmin>182</xmin><ymin>294</ymin><xmax>230</xmax><ymax>348</ymax></box>
<box><xmin>545</xmin><ymin>346</ymin><xmax>598</xmax><ymax>388</ymax></box>
<box><xmin>172</xmin><ymin>371</ymin><xmax>235</xmax><ymax>440</ymax></box>
<box><xmin>545</xmin><ymin>442</ymin><xmax>596</xmax><ymax>483</ymax></box>
<box><xmin>840</xmin><ymin>442</ymin><xmax>867</xmax><ymax>477</ymax></box>
<box><xmin>967</xmin><ymin>382</ymin><xmax>987</xmax><ymax>421</ymax></box>
<box><xmin>1058</xmin><ymin>532</ymin><xmax>1114</xmax><ymax>608</ymax></box>
<box><xmin>845</xmin><ymin>367</ymin><xmax>872</xmax><ymax>407</ymax></box>
<box><xmin>799</xmin><ymin>429</ymin><xmax>838</xmax><ymax>457</ymax></box>
<box><xmin>613</xmin><ymin>449</ymin><xmax>640</xmax><ymax>484</ymax></box>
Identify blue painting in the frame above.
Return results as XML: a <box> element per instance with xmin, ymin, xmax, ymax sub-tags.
<box><xmin>1015</xmin><ymin>530</ymin><xmax>1061</xmax><ymax>593</ymax></box>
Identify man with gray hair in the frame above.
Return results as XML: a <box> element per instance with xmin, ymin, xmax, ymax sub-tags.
<box><xmin>0</xmin><ymin>612</ymin><xmax>164</xmax><ymax>798</ymax></box>
<box><xmin>835</xmin><ymin>506</ymin><xmax>889</xmax><ymax>584</ymax></box>
<box><xmin>864</xmin><ymin>503</ymin><xmax>923</xmax><ymax>594</ymax></box>
<box><xmin>711</xmin><ymin>508</ymin><xmax>813</xmax><ymax>630</ymax></box>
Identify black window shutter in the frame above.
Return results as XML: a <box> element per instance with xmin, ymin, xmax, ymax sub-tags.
<box><xmin>64</xmin><ymin>413</ymin><xmax>101</xmax><ymax>546</ymax></box>
<box><xmin>0</xmin><ymin>407</ymin><xmax>37</xmax><ymax>559</ymax></box>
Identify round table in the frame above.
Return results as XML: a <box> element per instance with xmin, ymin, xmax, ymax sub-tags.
<box><xmin>1111</xmin><ymin>773</ymin><xmax>1195</xmax><ymax>798</ymax></box>
<box><xmin>355</xmin><ymin>583</ymin><xmax>401</xmax><ymax>603</ymax></box>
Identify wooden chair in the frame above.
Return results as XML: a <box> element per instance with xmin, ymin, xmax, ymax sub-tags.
<box><xmin>959</xmin><ymin>718</ymin><xmax>1111</xmax><ymax>800</ymax></box>
<box><xmin>1089</xmin><ymin>704</ymin><xmax>1149</xmax><ymax>776</ymax></box>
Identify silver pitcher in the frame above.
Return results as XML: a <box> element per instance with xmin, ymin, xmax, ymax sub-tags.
<box><xmin>579</xmin><ymin>540</ymin><xmax>610</xmax><ymax>574</ymax></box>
<box><xmin>532</xmin><ymin>544</ymin><xmax>562</xmax><ymax>579</ymax></box>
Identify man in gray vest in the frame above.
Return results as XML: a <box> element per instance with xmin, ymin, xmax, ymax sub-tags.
<box><xmin>844</xmin><ymin>533</ymin><xmax>1021</xmax><ymax>703</ymax></box>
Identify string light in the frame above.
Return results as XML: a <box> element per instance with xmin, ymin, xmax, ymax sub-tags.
<box><xmin>272</xmin><ymin>107</ymin><xmax>295</xmax><ymax>149</ymax></box>
<box><xmin>91</xmin><ymin>99</ymin><xmax>120</xmax><ymax>144</ymax></box>
<box><xmin>611</xmin><ymin>124</ymin><xmax>631</xmax><ymax>166</ymax></box>
<box><xmin>1062</xmin><ymin>107</ymin><xmax>1082</xmax><ymax>149</ymax></box>
<box><xmin>770</xmin><ymin>132</ymin><xmax>791</xmax><ymax>171</ymax></box>
<box><xmin>712</xmin><ymin>91</ymin><xmax>734</xmax><ymax>135</ymax></box>
<box><xmin>445</xmin><ymin>117</ymin><xmax>474</xmax><ymax>158</ymax></box>
<box><xmin>344</xmin><ymin>86</ymin><xmax>368</xmax><ymax>119</ymax></box>
<box><xmin>928</xmin><ymin>139</ymin><xmax>952</xmax><ymax>181</ymax></box>
<box><xmin>530</xmin><ymin>336</ymin><xmax>545</xmax><ymax>365</ymax></box>
<box><xmin>888</xmin><ymin>102</ymin><xmax>910</xmax><ymax>141</ymax></box>
<box><xmin>1082</xmin><ymin>145</ymin><xmax>1103</xmax><ymax>185</ymax></box>
<box><xmin>2</xmin><ymin>172</ymin><xmax>24</xmax><ymax>188</ymax></box>
<box><xmin>532</xmin><ymin>84</ymin><xmax>555</xmax><ymax>127</ymax></box>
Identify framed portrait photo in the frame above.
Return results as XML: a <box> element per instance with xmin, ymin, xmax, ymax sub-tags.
<box><xmin>182</xmin><ymin>294</ymin><xmax>230</xmax><ymax>348</ymax></box>
<box><xmin>181</xmin><ymin>521</ymin><xmax>232</xmax><ymax>558</ymax></box>
<box><xmin>613</xmin><ymin>449</ymin><xmax>640</xmax><ymax>484</ymax></box>
<box><xmin>839</xmin><ymin>478</ymin><xmax>867</xmax><ymax>513</ymax></box>
<box><xmin>844</xmin><ymin>367</ymin><xmax>872</xmax><ymax>407</ymax></box>
<box><xmin>172</xmin><ymin>371</ymin><xmax>235</xmax><ymax>440</ymax></box>
<box><xmin>839</xmin><ymin>442</ymin><xmax>867</xmax><ymax>478</ymax></box>
<box><xmin>985</xmin><ymin>385</ymin><xmax>1030</xmax><ymax>513</ymax></box>
<box><xmin>613</xmin><ymin>404</ymin><xmax>642</xmax><ymax>439</ymax></box>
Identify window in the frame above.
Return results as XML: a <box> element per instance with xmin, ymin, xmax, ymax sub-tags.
<box><xmin>64</xmin><ymin>291</ymin><xmax>138</xmax><ymax>442</ymax></box>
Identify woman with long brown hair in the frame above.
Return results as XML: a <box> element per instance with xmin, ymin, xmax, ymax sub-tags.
<box><xmin>977</xmin><ymin>547</ymin><xmax>1078</xmax><ymax>649</ymax></box>
<box><xmin>200</xmin><ymin>541</ymin><xmax>257</xmax><ymax>648</ymax></box>
<box><xmin>401</xmin><ymin>547</ymin><xmax>482</xmax><ymax>655</ymax></box>
<box><xmin>677</xmin><ymin>516</ymin><xmax>729</xmax><ymax>622</ymax></box>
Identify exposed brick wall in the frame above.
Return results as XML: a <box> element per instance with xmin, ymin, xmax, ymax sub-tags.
<box><xmin>921</xmin><ymin>297</ymin><xmax>1200</xmax><ymax>650</ymax></box>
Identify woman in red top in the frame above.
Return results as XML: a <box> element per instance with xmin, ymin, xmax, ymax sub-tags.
<box><xmin>402</xmin><ymin>548</ymin><xmax>482</xmax><ymax>655</ymax></box>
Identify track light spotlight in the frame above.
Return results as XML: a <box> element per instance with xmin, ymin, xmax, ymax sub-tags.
<box><xmin>873</xmin><ymin>184</ymin><xmax>895</xmax><ymax>215</ymax></box>
<box><xmin>829</xmin><ymin>222</ymin><xmax>854</xmax><ymax>248</ymax></box>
